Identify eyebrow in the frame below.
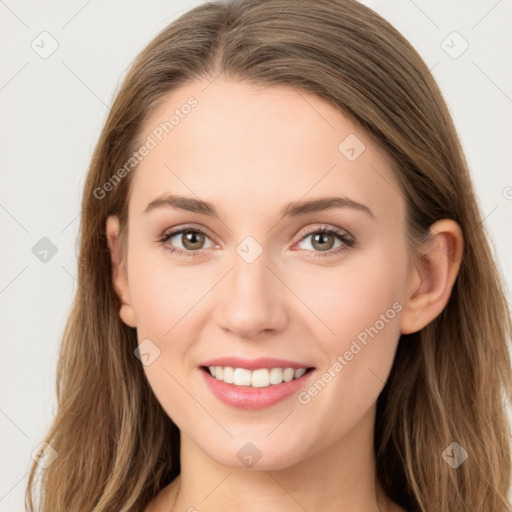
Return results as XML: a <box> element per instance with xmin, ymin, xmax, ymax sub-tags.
<box><xmin>143</xmin><ymin>194</ymin><xmax>374</xmax><ymax>219</ymax></box>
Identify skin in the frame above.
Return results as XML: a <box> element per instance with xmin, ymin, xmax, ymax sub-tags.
<box><xmin>106</xmin><ymin>77</ymin><xmax>463</xmax><ymax>512</ymax></box>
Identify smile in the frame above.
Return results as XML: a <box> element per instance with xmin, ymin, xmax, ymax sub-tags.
<box><xmin>204</xmin><ymin>365</ymin><xmax>313</xmax><ymax>387</ymax></box>
<box><xmin>199</xmin><ymin>365</ymin><xmax>316</xmax><ymax>410</ymax></box>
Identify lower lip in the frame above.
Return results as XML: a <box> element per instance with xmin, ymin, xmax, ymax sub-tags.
<box><xmin>199</xmin><ymin>367</ymin><xmax>316</xmax><ymax>410</ymax></box>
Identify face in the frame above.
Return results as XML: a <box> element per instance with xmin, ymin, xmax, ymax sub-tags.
<box><xmin>108</xmin><ymin>77</ymin><xmax>416</xmax><ymax>470</ymax></box>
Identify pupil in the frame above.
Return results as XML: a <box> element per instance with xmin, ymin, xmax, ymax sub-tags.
<box><xmin>314</xmin><ymin>232</ymin><xmax>332</xmax><ymax>250</ymax></box>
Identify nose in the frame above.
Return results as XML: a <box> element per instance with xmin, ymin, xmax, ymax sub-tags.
<box><xmin>213</xmin><ymin>247</ymin><xmax>288</xmax><ymax>339</ymax></box>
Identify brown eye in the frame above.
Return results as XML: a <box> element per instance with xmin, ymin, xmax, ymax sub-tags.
<box><xmin>159</xmin><ymin>226</ymin><xmax>215</xmax><ymax>256</ymax></box>
<box><xmin>296</xmin><ymin>227</ymin><xmax>355</xmax><ymax>258</ymax></box>
<box><xmin>310</xmin><ymin>232</ymin><xmax>336</xmax><ymax>251</ymax></box>
<box><xmin>180</xmin><ymin>230</ymin><xmax>206</xmax><ymax>250</ymax></box>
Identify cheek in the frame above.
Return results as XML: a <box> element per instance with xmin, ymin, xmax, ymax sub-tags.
<box><xmin>296</xmin><ymin>243</ymin><xmax>406</xmax><ymax>340</ymax></box>
<box><xmin>128</xmin><ymin>243</ymin><xmax>206</xmax><ymax>336</ymax></box>
<box><xmin>293</xmin><ymin>243</ymin><xmax>406</xmax><ymax>416</ymax></box>
<box><xmin>127</xmin><ymin>250</ymin><xmax>203</xmax><ymax>423</ymax></box>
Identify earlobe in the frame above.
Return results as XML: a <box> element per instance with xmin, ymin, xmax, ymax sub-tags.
<box><xmin>106</xmin><ymin>215</ymin><xmax>137</xmax><ymax>328</ymax></box>
<box><xmin>400</xmin><ymin>219</ymin><xmax>463</xmax><ymax>335</ymax></box>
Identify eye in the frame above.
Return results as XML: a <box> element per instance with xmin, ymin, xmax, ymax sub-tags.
<box><xmin>158</xmin><ymin>225</ymin><xmax>215</xmax><ymax>257</ymax></box>
<box><xmin>158</xmin><ymin>224</ymin><xmax>355</xmax><ymax>259</ymax></box>
<box><xmin>294</xmin><ymin>225</ymin><xmax>355</xmax><ymax>257</ymax></box>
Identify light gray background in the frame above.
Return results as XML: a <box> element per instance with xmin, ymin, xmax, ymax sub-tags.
<box><xmin>1</xmin><ymin>1</ymin><xmax>511</xmax><ymax>510</ymax></box>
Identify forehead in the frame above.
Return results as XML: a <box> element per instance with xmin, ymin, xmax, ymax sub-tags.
<box><xmin>128</xmin><ymin>78</ymin><xmax>404</xmax><ymax>224</ymax></box>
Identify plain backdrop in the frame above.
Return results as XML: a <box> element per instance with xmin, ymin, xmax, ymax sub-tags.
<box><xmin>1</xmin><ymin>1</ymin><xmax>511</xmax><ymax>510</ymax></box>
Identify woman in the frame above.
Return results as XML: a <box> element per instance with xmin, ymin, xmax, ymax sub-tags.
<box><xmin>25</xmin><ymin>0</ymin><xmax>512</xmax><ymax>511</ymax></box>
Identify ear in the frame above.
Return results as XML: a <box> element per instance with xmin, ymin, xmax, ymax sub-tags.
<box><xmin>106</xmin><ymin>215</ymin><xmax>137</xmax><ymax>328</ymax></box>
<box><xmin>400</xmin><ymin>219</ymin><xmax>463</xmax><ymax>335</ymax></box>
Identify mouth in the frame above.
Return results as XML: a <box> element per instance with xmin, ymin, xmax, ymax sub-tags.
<box><xmin>198</xmin><ymin>364</ymin><xmax>317</xmax><ymax>410</ymax></box>
<box><xmin>200</xmin><ymin>365</ymin><xmax>315</xmax><ymax>388</ymax></box>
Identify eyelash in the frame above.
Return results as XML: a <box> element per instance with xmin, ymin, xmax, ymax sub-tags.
<box><xmin>158</xmin><ymin>224</ymin><xmax>355</xmax><ymax>259</ymax></box>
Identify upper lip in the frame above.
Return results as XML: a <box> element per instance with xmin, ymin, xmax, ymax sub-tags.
<box><xmin>200</xmin><ymin>356</ymin><xmax>315</xmax><ymax>371</ymax></box>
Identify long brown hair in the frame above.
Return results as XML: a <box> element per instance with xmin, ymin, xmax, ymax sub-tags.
<box><xmin>25</xmin><ymin>0</ymin><xmax>512</xmax><ymax>510</ymax></box>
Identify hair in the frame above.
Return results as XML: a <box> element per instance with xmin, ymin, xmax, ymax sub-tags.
<box><xmin>24</xmin><ymin>0</ymin><xmax>512</xmax><ymax>510</ymax></box>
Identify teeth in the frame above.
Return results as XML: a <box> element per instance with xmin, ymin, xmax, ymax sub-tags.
<box><xmin>270</xmin><ymin>367</ymin><xmax>283</xmax><ymax>384</ymax></box>
<box><xmin>234</xmin><ymin>368</ymin><xmax>252</xmax><ymax>386</ymax></box>
<box><xmin>222</xmin><ymin>366</ymin><xmax>234</xmax><ymax>384</ymax></box>
<box><xmin>294</xmin><ymin>368</ymin><xmax>306</xmax><ymax>378</ymax></box>
<box><xmin>207</xmin><ymin>366</ymin><xmax>309</xmax><ymax>387</ymax></box>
